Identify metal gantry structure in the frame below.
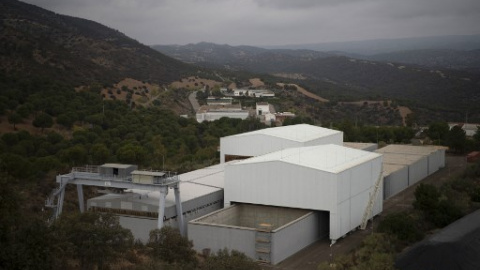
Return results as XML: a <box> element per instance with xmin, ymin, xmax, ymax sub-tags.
<box><xmin>45</xmin><ymin>164</ymin><xmax>185</xmax><ymax>235</ymax></box>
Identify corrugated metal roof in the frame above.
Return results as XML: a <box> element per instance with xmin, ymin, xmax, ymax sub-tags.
<box><xmin>224</xmin><ymin>124</ymin><xmax>342</xmax><ymax>143</ymax></box>
<box><xmin>235</xmin><ymin>144</ymin><xmax>381</xmax><ymax>173</ymax></box>
<box><xmin>383</xmin><ymin>163</ymin><xmax>407</xmax><ymax>176</ymax></box>
<box><xmin>376</xmin><ymin>144</ymin><xmax>439</xmax><ymax>156</ymax></box>
<box><xmin>343</xmin><ymin>142</ymin><xmax>377</xmax><ymax>151</ymax></box>
<box><xmin>381</xmin><ymin>152</ymin><xmax>425</xmax><ymax>165</ymax></box>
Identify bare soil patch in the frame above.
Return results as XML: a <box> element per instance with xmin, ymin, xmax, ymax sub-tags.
<box><xmin>249</xmin><ymin>78</ymin><xmax>265</xmax><ymax>88</ymax></box>
<box><xmin>277</xmin><ymin>83</ymin><xmax>329</xmax><ymax>103</ymax></box>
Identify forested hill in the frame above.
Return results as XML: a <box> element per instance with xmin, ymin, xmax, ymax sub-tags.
<box><xmin>152</xmin><ymin>42</ymin><xmax>332</xmax><ymax>71</ymax></box>
<box><xmin>367</xmin><ymin>49</ymin><xmax>480</xmax><ymax>73</ymax></box>
<box><xmin>155</xmin><ymin>43</ymin><xmax>480</xmax><ymax>117</ymax></box>
<box><xmin>0</xmin><ymin>0</ymin><xmax>196</xmax><ymax>86</ymax></box>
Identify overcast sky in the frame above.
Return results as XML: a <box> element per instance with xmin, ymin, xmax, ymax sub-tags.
<box><xmin>22</xmin><ymin>0</ymin><xmax>480</xmax><ymax>47</ymax></box>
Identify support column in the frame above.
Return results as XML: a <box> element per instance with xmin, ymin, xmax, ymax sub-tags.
<box><xmin>157</xmin><ymin>187</ymin><xmax>168</xmax><ymax>229</ymax></box>
<box><xmin>174</xmin><ymin>185</ymin><xmax>184</xmax><ymax>236</ymax></box>
<box><xmin>56</xmin><ymin>177</ymin><xmax>66</xmax><ymax>219</ymax></box>
<box><xmin>77</xmin><ymin>184</ymin><xmax>85</xmax><ymax>213</ymax></box>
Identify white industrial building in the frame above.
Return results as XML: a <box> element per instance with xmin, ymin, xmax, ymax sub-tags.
<box><xmin>233</xmin><ymin>89</ymin><xmax>275</xmax><ymax>97</ymax></box>
<box><xmin>79</xmin><ymin>124</ymin><xmax>447</xmax><ymax>265</ymax></box>
<box><xmin>220</xmin><ymin>124</ymin><xmax>343</xmax><ymax>163</ymax></box>
<box><xmin>189</xmin><ymin>144</ymin><xmax>383</xmax><ymax>263</ymax></box>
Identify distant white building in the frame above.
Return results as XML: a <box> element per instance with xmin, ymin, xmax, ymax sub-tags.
<box><xmin>233</xmin><ymin>89</ymin><xmax>275</xmax><ymax>97</ymax></box>
<box><xmin>448</xmin><ymin>123</ymin><xmax>479</xmax><ymax>137</ymax></box>
<box><xmin>196</xmin><ymin>105</ymin><xmax>249</xmax><ymax>123</ymax></box>
<box><xmin>206</xmin><ymin>97</ymin><xmax>233</xmax><ymax>106</ymax></box>
<box><xmin>256</xmin><ymin>102</ymin><xmax>276</xmax><ymax>126</ymax></box>
<box><xmin>274</xmin><ymin>112</ymin><xmax>296</xmax><ymax>124</ymax></box>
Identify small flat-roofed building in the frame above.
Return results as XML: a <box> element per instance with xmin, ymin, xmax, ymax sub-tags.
<box><xmin>196</xmin><ymin>105</ymin><xmax>249</xmax><ymax>123</ymax></box>
<box><xmin>233</xmin><ymin>89</ymin><xmax>275</xmax><ymax>97</ymax></box>
<box><xmin>220</xmin><ymin>124</ymin><xmax>343</xmax><ymax>163</ymax></box>
<box><xmin>99</xmin><ymin>163</ymin><xmax>138</xmax><ymax>178</ymax></box>
<box><xmin>131</xmin><ymin>170</ymin><xmax>167</xmax><ymax>184</ymax></box>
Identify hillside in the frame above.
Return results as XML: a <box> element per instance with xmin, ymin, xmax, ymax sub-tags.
<box><xmin>367</xmin><ymin>49</ymin><xmax>480</xmax><ymax>73</ymax></box>
<box><xmin>0</xmin><ymin>0</ymin><xmax>196</xmax><ymax>86</ymax></box>
<box><xmin>264</xmin><ymin>35</ymin><xmax>480</xmax><ymax>55</ymax></box>
<box><xmin>154</xmin><ymin>43</ymin><xmax>480</xmax><ymax>122</ymax></box>
<box><xmin>152</xmin><ymin>42</ymin><xmax>331</xmax><ymax>72</ymax></box>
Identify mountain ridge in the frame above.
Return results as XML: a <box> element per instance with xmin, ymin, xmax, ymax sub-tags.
<box><xmin>0</xmin><ymin>0</ymin><xmax>196</xmax><ymax>86</ymax></box>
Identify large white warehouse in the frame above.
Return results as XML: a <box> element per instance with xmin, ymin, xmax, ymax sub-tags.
<box><xmin>189</xmin><ymin>144</ymin><xmax>383</xmax><ymax>263</ymax></box>
<box><xmin>220</xmin><ymin>124</ymin><xmax>343</xmax><ymax>163</ymax></box>
<box><xmin>224</xmin><ymin>144</ymin><xmax>383</xmax><ymax>241</ymax></box>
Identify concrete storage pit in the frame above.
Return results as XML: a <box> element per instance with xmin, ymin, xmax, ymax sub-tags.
<box><xmin>195</xmin><ymin>203</ymin><xmax>311</xmax><ymax>230</ymax></box>
<box><xmin>189</xmin><ymin>203</ymin><xmax>329</xmax><ymax>264</ymax></box>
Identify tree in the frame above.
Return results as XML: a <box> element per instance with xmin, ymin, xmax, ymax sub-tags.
<box><xmin>54</xmin><ymin>212</ymin><xmax>133</xmax><ymax>270</ymax></box>
<box><xmin>426</xmin><ymin>121</ymin><xmax>449</xmax><ymax>144</ymax></box>
<box><xmin>445</xmin><ymin>125</ymin><xmax>467</xmax><ymax>153</ymax></box>
<box><xmin>91</xmin><ymin>143</ymin><xmax>110</xmax><ymax>164</ymax></box>
<box><xmin>33</xmin><ymin>112</ymin><xmax>53</xmax><ymax>133</ymax></box>
<box><xmin>147</xmin><ymin>227</ymin><xmax>197</xmax><ymax>267</ymax></box>
<box><xmin>377</xmin><ymin>212</ymin><xmax>424</xmax><ymax>243</ymax></box>
<box><xmin>8</xmin><ymin>112</ymin><xmax>22</xmax><ymax>130</ymax></box>
<box><xmin>413</xmin><ymin>183</ymin><xmax>440</xmax><ymax>213</ymax></box>
<box><xmin>203</xmin><ymin>248</ymin><xmax>260</xmax><ymax>270</ymax></box>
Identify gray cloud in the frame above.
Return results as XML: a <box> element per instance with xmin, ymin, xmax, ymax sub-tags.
<box><xmin>21</xmin><ymin>0</ymin><xmax>480</xmax><ymax>46</ymax></box>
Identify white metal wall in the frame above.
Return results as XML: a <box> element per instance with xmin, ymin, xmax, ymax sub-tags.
<box><xmin>383</xmin><ymin>165</ymin><xmax>409</xmax><ymax>200</ymax></box>
<box><xmin>220</xmin><ymin>132</ymin><xmax>343</xmax><ymax>163</ymax></box>
<box><xmin>271</xmin><ymin>212</ymin><xmax>327</xmax><ymax>264</ymax></box>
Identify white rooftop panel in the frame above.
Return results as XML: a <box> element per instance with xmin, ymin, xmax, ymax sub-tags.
<box><xmin>179</xmin><ymin>161</ymin><xmax>238</xmax><ymax>188</ymax></box>
<box><xmin>90</xmin><ymin>182</ymin><xmax>221</xmax><ymax>208</ymax></box>
<box><xmin>225</xmin><ymin>124</ymin><xmax>342</xmax><ymax>143</ymax></box>
<box><xmin>236</xmin><ymin>144</ymin><xmax>381</xmax><ymax>173</ymax></box>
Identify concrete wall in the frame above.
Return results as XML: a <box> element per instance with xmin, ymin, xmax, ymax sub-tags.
<box><xmin>117</xmin><ymin>199</ymin><xmax>223</xmax><ymax>242</ymax></box>
<box><xmin>188</xmin><ymin>224</ymin><xmax>257</xmax><ymax>259</ymax></box>
<box><xmin>271</xmin><ymin>212</ymin><xmax>328</xmax><ymax>264</ymax></box>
